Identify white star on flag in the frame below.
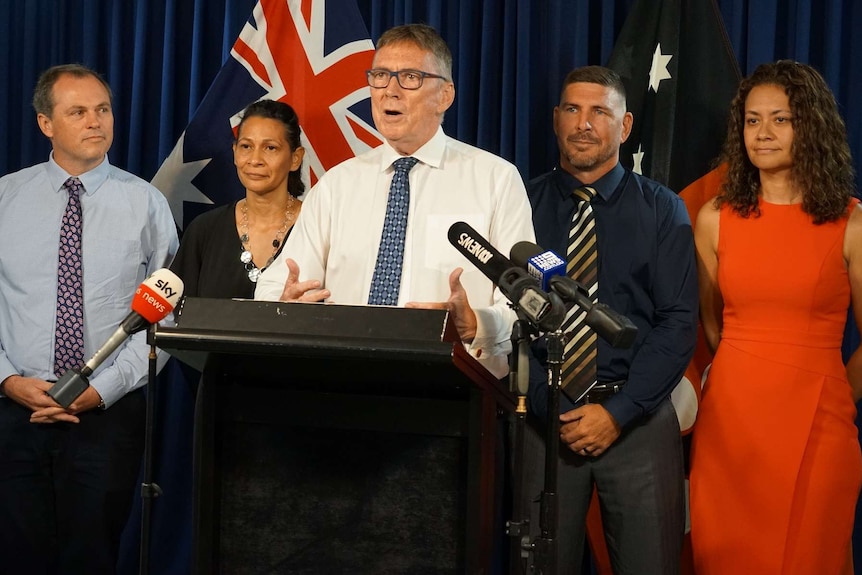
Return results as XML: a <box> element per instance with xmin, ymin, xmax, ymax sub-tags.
<box><xmin>151</xmin><ymin>132</ymin><xmax>212</xmax><ymax>229</ymax></box>
<box><xmin>648</xmin><ymin>43</ymin><xmax>673</xmax><ymax>92</ymax></box>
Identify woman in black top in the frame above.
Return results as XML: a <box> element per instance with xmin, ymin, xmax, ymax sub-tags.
<box><xmin>171</xmin><ymin>99</ymin><xmax>305</xmax><ymax>298</ymax></box>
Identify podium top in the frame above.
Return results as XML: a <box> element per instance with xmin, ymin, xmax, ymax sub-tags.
<box><xmin>153</xmin><ymin>297</ymin><xmax>459</xmax><ymax>362</ymax></box>
<box><xmin>153</xmin><ymin>297</ymin><xmax>510</xmax><ymax>406</ymax></box>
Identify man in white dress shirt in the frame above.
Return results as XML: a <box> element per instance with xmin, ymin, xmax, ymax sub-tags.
<box><xmin>255</xmin><ymin>23</ymin><xmax>534</xmax><ymax>376</ymax></box>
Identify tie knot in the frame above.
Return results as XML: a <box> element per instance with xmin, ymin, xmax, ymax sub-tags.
<box><xmin>573</xmin><ymin>186</ymin><xmax>596</xmax><ymax>203</ymax></box>
<box><xmin>393</xmin><ymin>156</ymin><xmax>419</xmax><ymax>174</ymax></box>
<box><xmin>63</xmin><ymin>177</ymin><xmax>83</xmax><ymax>196</ymax></box>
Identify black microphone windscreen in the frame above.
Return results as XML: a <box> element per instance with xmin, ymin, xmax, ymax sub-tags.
<box><xmin>447</xmin><ymin>221</ymin><xmax>513</xmax><ymax>284</ymax></box>
<box><xmin>509</xmin><ymin>241</ymin><xmax>544</xmax><ymax>268</ymax></box>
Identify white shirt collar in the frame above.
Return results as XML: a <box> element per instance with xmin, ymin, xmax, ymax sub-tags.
<box><xmin>378</xmin><ymin>125</ymin><xmax>446</xmax><ymax>172</ymax></box>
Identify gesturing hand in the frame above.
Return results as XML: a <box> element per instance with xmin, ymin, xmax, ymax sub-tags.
<box><xmin>279</xmin><ymin>258</ymin><xmax>330</xmax><ymax>302</ymax></box>
<box><xmin>406</xmin><ymin>267</ymin><xmax>478</xmax><ymax>343</ymax></box>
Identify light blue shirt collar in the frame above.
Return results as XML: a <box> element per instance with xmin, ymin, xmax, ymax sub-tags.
<box><xmin>45</xmin><ymin>153</ymin><xmax>111</xmax><ymax>196</ymax></box>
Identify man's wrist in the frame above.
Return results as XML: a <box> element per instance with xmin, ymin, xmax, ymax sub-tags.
<box><xmin>0</xmin><ymin>374</ymin><xmax>16</xmax><ymax>395</ymax></box>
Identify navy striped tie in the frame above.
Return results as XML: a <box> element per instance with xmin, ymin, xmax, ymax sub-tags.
<box><xmin>561</xmin><ymin>186</ymin><xmax>598</xmax><ymax>401</ymax></box>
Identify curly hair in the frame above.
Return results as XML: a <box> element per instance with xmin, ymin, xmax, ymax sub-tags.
<box><xmin>236</xmin><ymin>99</ymin><xmax>305</xmax><ymax>198</ymax></box>
<box><xmin>716</xmin><ymin>60</ymin><xmax>854</xmax><ymax>224</ymax></box>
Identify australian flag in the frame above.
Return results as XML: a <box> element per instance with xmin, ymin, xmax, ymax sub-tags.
<box><xmin>152</xmin><ymin>0</ymin><xmax>383</xmax><ymax>230</ymax></box>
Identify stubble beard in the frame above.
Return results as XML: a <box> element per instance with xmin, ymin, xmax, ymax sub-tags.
<box><xmin>561</xmin><ymin>140</ymin><xmax>616</xmax><ymax>174</ymax></box>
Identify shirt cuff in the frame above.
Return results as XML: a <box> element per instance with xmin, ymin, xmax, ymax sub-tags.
<box><xmin>90</xmin><ymin>380</ymin><xmax>121</xmax><ymax>409</ymax></box>
<box><xmin>462</xmin><ymin>308</ymin><xmax>510</xmax><ymax>379</ymax></box>
<box><xmin>0</xmin><ymin>358</ymin><xmax>18</xmax><ymax>394</ymax></box>
<box><xmin>602</xmin><ymin>392</ymin><xmax>643</xmax><ymax>430</ymax></box>
<box><xmin>468</xmin><ymin>307</ymin><xmax>508</xmax><ymax>353</ymax></box>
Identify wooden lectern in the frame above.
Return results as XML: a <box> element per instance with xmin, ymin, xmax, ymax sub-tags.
<box><xmin>153</xmin><ymin>297</ymin><xmax>515</xmax><ymax>574</ymax></box>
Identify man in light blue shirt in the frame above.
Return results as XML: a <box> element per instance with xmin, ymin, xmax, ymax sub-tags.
<box><xmin>0</xmin><ymin>64</ymin><xmax>178</xmax><ymax>574</ymax></box>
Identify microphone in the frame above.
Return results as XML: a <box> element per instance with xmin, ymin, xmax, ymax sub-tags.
<box><xmin>509</xmin><ymin>242</ymin><xmax>638</xmax><ymax>349</ymax></box>
<box><xmin>447</xmin><ymin>222</ymin><xmax>565</xmax><ymax>331</ymax></box>
<box><xmin>511</xmin><ymin>241</ymin><xmax>566</xmax><ymax>291</ymax></box>
<box><xmin>48</xmin><ymin>268</ymin><xmax>185</xmax><ymax>408</ymax></box>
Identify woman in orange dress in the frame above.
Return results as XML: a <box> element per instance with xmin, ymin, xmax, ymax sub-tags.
<box><xmin>690</xmin><ymin>60</ymin><xmax>862</xmax><ymax>574</ymax></box>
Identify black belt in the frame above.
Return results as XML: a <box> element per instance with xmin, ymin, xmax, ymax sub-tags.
<box><xmin>583</xmin><ymin>380</ymin><xmax>626</xmax><ymax>404</ymax></box>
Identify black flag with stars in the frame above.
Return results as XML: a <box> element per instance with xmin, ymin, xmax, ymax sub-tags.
<box><xmin>607</xmin><ymin>0</ymin><xmax>741</xmax><ymax>195</ymax></box>
<box><xmin>599</xmin><ymin>5</ymin><xmax>742</xmax><ymax>573</ymax></box>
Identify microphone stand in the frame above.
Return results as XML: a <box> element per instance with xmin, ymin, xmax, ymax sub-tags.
<box><xmin>503</xmin><ymin>272</ymin><xmax>636</xmax><ymax>574</ymax></box>
<box><xmin>140</xmin><ymin>327</ymin><xmax>163</xmax><ymax>575</ymax></box>
<box><xmin>501</xmin><ymin>285</ymin><xmax>566</xmax><ymax>575</ymax></box>
<box><xmin>505</xmin><ymin>319</ymin><xmax>536</xmax><ymax>574</ymax></box>
<box><xmin>529</xmin><ymin>328</ymin><xmax>564</xmax><ymax>575</ymax></box>
<box><xmin>506</xmin><ymin>324</ymin><xmax>564</xmax><ymax>575</ymax></box>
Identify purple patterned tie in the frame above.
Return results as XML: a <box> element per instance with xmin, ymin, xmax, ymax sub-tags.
<box><xmin>54</xmin><ymin>177</ymin><xmax>85</xmax><ymax>377</ymax></box>
<box><xmin>367</xmin><ymin>156</ymin><xmax>419</xmax><ymax>305</ymax></box>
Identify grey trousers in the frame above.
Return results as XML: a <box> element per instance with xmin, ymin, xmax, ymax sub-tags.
<box><xmin>522</xmin><ymin>397</ymin><xmax>685</xmax><ymax>575</ymax></box>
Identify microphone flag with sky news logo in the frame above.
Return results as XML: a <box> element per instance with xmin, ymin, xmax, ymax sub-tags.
<box><xmin>579</xmin><ymin>1</ymin><xmax>741</xmax><ymax>574</ymax></box>
<box><xmin>131</xmin><ymin>2</ymin><xmax>383</xmax><ymax>573</ymax></box>
<box><xmin>131</xmin><ymin>270</ymin><xmax>182</xmax><ymax>324</ymax></box>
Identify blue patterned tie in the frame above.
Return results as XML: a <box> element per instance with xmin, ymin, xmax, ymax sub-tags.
<box><xmin>367</xmin><ymin>156</ymin><xmax>419</xmax><ymax>305</ymax></box>
<box><xmin>54</xmin><ymin>177</ymin><xmax>85</xmax><ymax>377</ymax></box>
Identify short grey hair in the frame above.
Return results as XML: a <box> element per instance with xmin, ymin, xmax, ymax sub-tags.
<box><xmin>376</xmin><ymin>24</ymin><xmax>453</xmax><ymax>82</ymax></box>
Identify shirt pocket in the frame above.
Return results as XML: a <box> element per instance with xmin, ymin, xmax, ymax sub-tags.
<box><xmin>84</xmin><ymin>237</ymin><xmax>144</xmax><ymax>312</ymax></box>
<box><xmin>423</xmin><ymin>213</ymin><xmax>488</xmax><ymax>273</ymax></box>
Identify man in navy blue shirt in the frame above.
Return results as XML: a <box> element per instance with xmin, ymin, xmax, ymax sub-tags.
<box><xmin>524</xmin><ymin>66</ymin><xmax>698</xmax><ymax>574</ymax></box>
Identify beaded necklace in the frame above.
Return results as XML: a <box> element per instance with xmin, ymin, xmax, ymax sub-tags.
<box><xmin>239</xmin><ymin>196</ymin><xmax>296</xmax><ymax>282</ymax></box>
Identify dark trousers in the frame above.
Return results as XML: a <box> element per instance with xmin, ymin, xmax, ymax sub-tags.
<box><xmin>523</xmin><ymin>397</ymin><xmax>684</xmax><ymax>575</ymax></box>
<box><xmin>0</xmin><ymin>389</ymin><xmax>145</xmax><ymax>575</ymax></box>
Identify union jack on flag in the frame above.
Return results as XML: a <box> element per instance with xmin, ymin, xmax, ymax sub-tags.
<box><xmin>152</xmin><ymin>0</ymin><xmax>383</xmax><ymax>230</ymax></box>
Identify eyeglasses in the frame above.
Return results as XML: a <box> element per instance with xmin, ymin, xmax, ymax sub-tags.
<box><xmin>366</xmin><ymin>69</ymin><xmax>448</xmax><ymax>90</ymax></box>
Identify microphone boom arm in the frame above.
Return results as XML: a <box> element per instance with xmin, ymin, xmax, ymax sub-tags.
<box><xmin>548</xmin><ymin>276</ymin><xmax>638</xmax><ymax>349</ymax></box>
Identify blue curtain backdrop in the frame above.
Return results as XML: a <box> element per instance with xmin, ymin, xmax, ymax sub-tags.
<box><xmin>2</xmin><ymin>0</ymin><xmax>861</xmax><ymax>572</ymax></box>
<box><xmin>3</xmin><ymin>0</ymin><xmax>861</xmax><ymax>187</ymax></box>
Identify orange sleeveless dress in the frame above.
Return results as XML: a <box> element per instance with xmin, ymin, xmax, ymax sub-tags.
<box><xmin>690</xmin><ymin>199</ymin><xmax>862</xmax><ymax>574</ymax></box>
